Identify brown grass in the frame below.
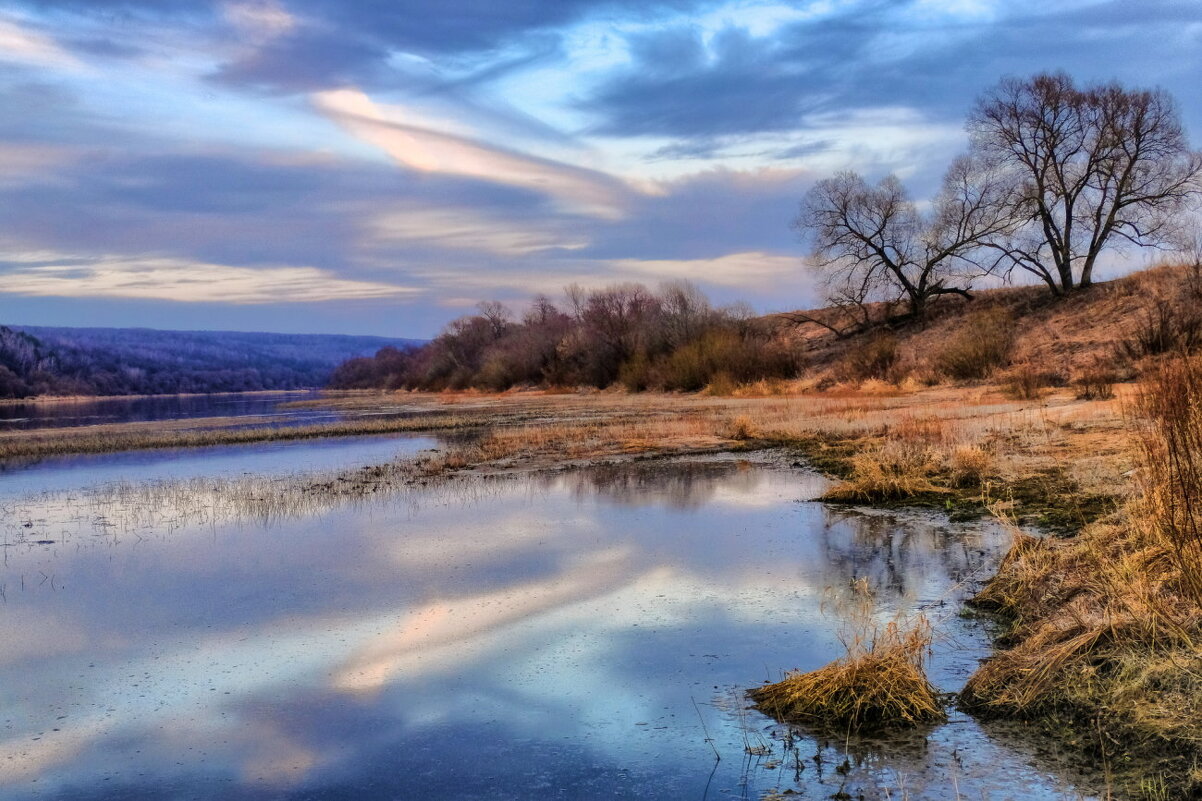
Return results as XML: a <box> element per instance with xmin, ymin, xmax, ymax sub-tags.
<box><xmin>821</xmin><ymin>438</ymin><xmax>948</xmax><ymax>502</ymax></box>
<box><xmin>1135</xmin><ymin>353</ymin><xmax>1202</xmax><ymax>604</ymax></box>
<box><xmin>0</xmin><ymin>412</ymin><xmax>481</xmax><ymax>461</ymax></box>
<box><xmin>751</xmin><ymin>618</ymin><xmax>944</xmax><ymax>732</ymax></box>
<box><xmin>961</xmin><ymin>351</ymin><xmax>1202</xmax><ymax>796</ymax></box>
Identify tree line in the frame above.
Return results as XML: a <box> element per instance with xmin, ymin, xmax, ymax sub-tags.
<box><xmin>329</xmin><ymin>282</ymin><xmax>800</xmax><ymax>392</ymax></box>
<box><xmin>0</xmin><ymin>326</ymin><xmax>419</xmax><ymax>398</ymax></box>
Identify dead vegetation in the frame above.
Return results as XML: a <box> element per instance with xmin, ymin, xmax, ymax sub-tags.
<box><xmin>0</xmin><ymin>409</ymin><xmax>483</xmax><ymax>461</ymax></box>
<box><xmin>752</xmin><ymin>615</ymin><xmax>944</xmax><ymax>732</ymax></box>
<box><xmin>961</xmin><ymin>352</ymin><xmax>1202</xmax><ymax>797</ymax></box>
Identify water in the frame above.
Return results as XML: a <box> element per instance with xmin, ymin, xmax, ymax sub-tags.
<box><xmin>0</xmin><ymin>434</ymin><xmax>440</xmax><ymax>499</ymax></box>
<box><xmin>0</xmin><ymin>456</ymin><xmax>1102</xmax><ymax>800</ymax></box>
<box><xmin>0</xmin><ymin>393</ymin><xmax>329</xmax><ymax>431</ymax></box>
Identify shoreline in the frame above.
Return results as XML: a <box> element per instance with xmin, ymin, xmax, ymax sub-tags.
<box><xmin>0</xmin><ymin>389</ymin><xmax>325</xmax><ymax>407</ymax></box>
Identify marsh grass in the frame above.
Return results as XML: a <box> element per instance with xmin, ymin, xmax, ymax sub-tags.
<box><xmin>0</xmin><ymin>412</ymin><xmax>482</xmax><ymax>461</ymax></box>
<box><xmin>960</xmin><ymin>353</ymin><xmax>1202</xmax><ymax>795</ymax></box>
<box><xmin>751</xmin><ymin>616</ymin><xmax>944</xmax><ymax>732</ymax></box>
<box><xmin>821</xmin><ymin>440</ymin><xmax>948</xmax><ymax>502</ymax></box>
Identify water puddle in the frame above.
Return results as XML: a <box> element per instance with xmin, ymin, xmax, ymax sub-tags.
<box><xmin>0</xmin><ymin>457</ymin><xmax>1103</xmax><ymax>799</ymax></box>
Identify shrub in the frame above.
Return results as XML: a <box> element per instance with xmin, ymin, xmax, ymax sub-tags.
<box><xmin>658</xmin><ymin>329</ymin><xmax>799</xmax><ymax>392</ymax></box>
<box><xmin>702</xmin><ymin>371</ymin><xmax>737</xmax><ymax>396</ymax></box>
<box><xmin>1003</xmin><ymin>363</ymin><xmax>1055</xmax><ymax>400</ymax></box>
<box><xmin>618</xmin><ymin>350</ymin><xmax>652</xmax><ymax>392</ymax></box>
<box><xmin>1074</xmin><ymin>363</ymin><xmax>1119</xmax><ymax>400</ymax></box>
<box><xmin>1118</xmin><ymin>295</ymin><xmax>1202</xmax><ymax>360</ymax></box>
<box><xmin>841</xmin><ymin>334</ymin><xmax>900</xmax><ymax>381</ymax></box>
<box><xmin>934</xmin><ymin>307</ymin><xmax>1014</xmax><ymax>380</ymax></box>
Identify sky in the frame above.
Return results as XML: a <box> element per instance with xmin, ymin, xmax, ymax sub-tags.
<box><xmin>0</xmin><ymin>0</ymin><xmax>1199</xmax><ymax>337</ymax></box>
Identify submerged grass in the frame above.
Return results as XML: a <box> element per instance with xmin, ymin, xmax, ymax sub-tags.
<box><xmin>751</xmin><ymin>617</ymin><xmax>944</xmax><ymax>732</ymax></box>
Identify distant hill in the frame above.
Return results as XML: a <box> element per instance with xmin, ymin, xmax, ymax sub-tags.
<box><xmin>0</xmin><ymin>325</ymin><xmax>424</xmax><ymax>398</ymax></box>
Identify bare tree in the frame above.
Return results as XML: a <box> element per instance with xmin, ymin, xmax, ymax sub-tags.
<box><xmin>969</xmin><ymin>72</ymin><xmax>1202</xmax><ymax>294</ymax></box>
<box><xmin>795</xmin><ymin>155</ymin><xmax>1014</xmax><ymax>319</ymax></box>
<box><xmin>476</xmin><ymin>300</ymin><xmax>512</xmax><ymax>338</ymax></box>
<box><xmin>658</xmin><ymin>280</ymin><xmax>714</xmax><ymax>348</ymax></box>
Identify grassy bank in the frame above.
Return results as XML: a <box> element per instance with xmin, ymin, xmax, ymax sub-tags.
<box><xmin>957</xmin><ymin>353</ymin><xmax>1202</xmax><ymax>799</ymax></box>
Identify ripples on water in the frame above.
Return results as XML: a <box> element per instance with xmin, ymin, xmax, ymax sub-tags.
<box><xmin>0</xmin><ymin>453</ymin><xmax>1103</xmax><ymax>799</ymax></box>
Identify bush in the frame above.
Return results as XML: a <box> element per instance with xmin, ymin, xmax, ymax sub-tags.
<box><xmin>841</xmin><ymin>334</ymin><xmax>900</xmax><ymax>381</ymax></box>
<box><xmin>702</xmin><ymin>371</ymin><xmax>737</xmax><ymax>396</ymax></box>
<box><xmin>659</xmin><ymin>329</ymin><xmax>798</xmax><ymax>392</ymax></box>
<box><xmin>1003</xmin><ymin>363</ymin><xmax>1058</xmax><ymax>400</ymax></box>
<box><xmin>934</xmin><ymin>307</ymin><xmax>1014</xmax><ymax>380</ymax></box>
<box><xmin>1074</xmin><ymin>363</ymin><xmax>1119</xmax><ymax>400</ymax></box>
<box><xmin>618</xmin><ymin>350</ymin><xmax>652</xmax><ymax>392</ymax></box>
<box><xmin>1118</xmin><ymin>295</ymin><xmax>1202</xmax><ymax>360</ymax></box>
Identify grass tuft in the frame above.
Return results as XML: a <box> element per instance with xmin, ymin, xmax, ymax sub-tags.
<box><xmin>751</xmin><ymin>618</ymin><xmax>944</xmax><ymax>732</ymax></box>
<box><xmin>821</xmin><ymin>439</ymin><xmax>948</xmax><ymax>502</ymax></box>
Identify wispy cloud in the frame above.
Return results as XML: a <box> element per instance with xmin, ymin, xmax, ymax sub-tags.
<box><xmin>0</xmin><ymin>254</ymin><xmax>417</xmax><ymax>304</ymax></box>
<box><xmin>0</xmin><ymin>16</ymin><xmax>86</xmax><ymax>72</ymax></box>
<box><xmin>366</xmin><ymin>207</ymin><xmax>590</xmax><ymax>256</ymax></box>
<box><xmin>611</xmin><ymin>251</ymin><xmax>799</xmax><ymax>287</ymax></box>
<box><xmin>314</xmin><ymin>89</ymin><xmax>634</xmax><ymax>218</ymax></box>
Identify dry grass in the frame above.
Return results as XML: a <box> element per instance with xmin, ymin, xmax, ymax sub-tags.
<box><xmin>0</xmin><ymin>411</ymin><xmax>482</xmax><ymax>461</ymax></box>
<box><xmin>960</xmin><ymin>352</ymin><xmax>1202</xmax><ymax>796</ymax></box>
<box><xmin>821</xmin><ymin>439</ymin><xmax>948</xmax><ymax>502</ymax></box>
<box><xmin>1135</xmin><ymin>353</ymin><xmax>1202</xmax><ymax>603</ymax></box>
<box><xmin>751</xmin><ymin>617</ymin><xmax>944</xmax><ymax>732</ymax></box>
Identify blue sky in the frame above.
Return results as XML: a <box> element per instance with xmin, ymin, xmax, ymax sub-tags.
<box><xmin>0</xmin><ymin>0</ymin><xmax>1199</xmax><ymax>337</ymax></box>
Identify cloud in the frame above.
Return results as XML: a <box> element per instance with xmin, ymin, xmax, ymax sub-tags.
<box><xmin>367</xmin><ymin>207</ymin><xmax>590</xmax><ymax>256</ymax></box>
<box><xmin>610</xmin><ymin>250</ymin><xmax>797</xmax><ymax>287</ymax></box>
<box><xmin>314</xmin><ymin>88</ymin><xmax>634</xmax><ymax>218</ymax></box>
<box><xmin>0</xmin><ymin>254</ymin><xmax>417</xmax><ymax>304</ymax></box>
<box><xmin>222</xmin><ymin>0</ymin><xmax>296</xmax><ymax>40</ymax></box>
<box><xmin>586</xmin><ymin>24</ymin><xmax>813</xmax><ymax>138</ymax></box>
<box><xmin>0</xmin><ymin>17</ymin><xmax>86</xmax><ymax>72</ymax></box>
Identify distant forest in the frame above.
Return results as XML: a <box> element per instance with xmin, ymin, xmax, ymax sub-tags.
<box><xmin>0</xmin><ymin>325</ymin><xmax>422</xmax><ymax>398</ymax></box>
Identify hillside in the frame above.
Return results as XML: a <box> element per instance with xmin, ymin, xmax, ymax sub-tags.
<box><xmin>768</xmin><ymin>262</ymin><xmax>1196</xmax><ymax>390</ymax></box>
<box><xmin>326</xmin><ymin>262</ymin><xmax>1196</xmax><ymax>396</ymax></box>
<box><xmin>0</xmin><ymin>325</ymin><xmax>423</xmax><ymax>398</ymax></box>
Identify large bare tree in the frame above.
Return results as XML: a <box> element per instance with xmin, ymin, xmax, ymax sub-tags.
<box><xmin>969</xmin><ymin>72</ymin><xmax>1202</xmax><ymax>294</ymax></box>
<box><xmin>795</xmin><ymin>154</ymin><xmax>1015</xmax><ymax>319</ymax></box>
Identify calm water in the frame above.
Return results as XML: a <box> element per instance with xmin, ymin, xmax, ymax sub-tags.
<box><xmin>0</xmin><ymin>393</ymin><xmax>327</xmax><ymax>431</ymax></box>
<box><xmin>0</xmin><ymin>434</ymin><xmax>440</xmax><ymax>499</ymax></box>
<box><xmin>0</xmin><ymin>455</ymin><xmax>1101</xmax><ymax>800</ymax></box>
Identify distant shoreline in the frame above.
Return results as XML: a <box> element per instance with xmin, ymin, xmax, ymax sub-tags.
<box><xmin>0</xmin><ymin>389</ymin><xmax>324</xmax><ymax>407</ymax></box>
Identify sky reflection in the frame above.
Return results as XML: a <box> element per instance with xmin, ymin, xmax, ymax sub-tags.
<box><xmin>0</xmin><ymin>457</ymin><xmax>1102</xmax><ymax>799</ymax></box>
